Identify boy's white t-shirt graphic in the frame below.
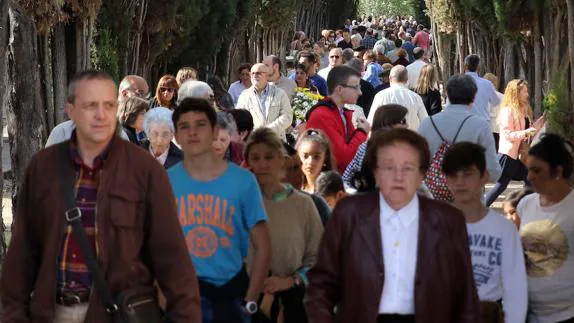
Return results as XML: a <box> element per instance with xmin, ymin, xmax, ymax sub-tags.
<box><xmin>467</xmin><ymin>209</ymin><xmax>527</xmax><ymax>323</ymax></box>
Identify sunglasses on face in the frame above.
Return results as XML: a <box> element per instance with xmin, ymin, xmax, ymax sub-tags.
<box><xmin>160</xmin><ymin>87</ymin><xmax>175</xmax><ymax>93</ymax></box>
<box><xmin>330</xmin><ymin>55</ymin><xmax>340</xmax><ymax>59</ymax></box>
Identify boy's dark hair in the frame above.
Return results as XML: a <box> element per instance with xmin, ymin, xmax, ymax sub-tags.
<box><xmin>529</xmin><ymin>133</ymin><xmax>574</xmax><ymax>178</ymax></box>
<box><xmin>228</xmin><ymin>109</ymin><xmax>254</xmax><ymax>140</ymax></box>
<box><xmin>504</xmin><ymin>188</ymin><xmax>534</xmax><ymax>208</ymax></box>
<box><xmin>442</xmin><ymin>142</ymin><xmax>487</xmax><ymax>176</ymax></box>
<box><xmin>316</xmin><ymin>171</ymin><xmax>345</xmax><ymax>197</ymax></box>
<box><xmin>173</xmin><ymin>97</ymin><xmax>217</xmax><ymax>129</ymax></box>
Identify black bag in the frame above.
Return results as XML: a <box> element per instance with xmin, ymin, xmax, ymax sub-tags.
<box><xmin>58</xmin><ymin>143</ymin><xmax>164</xmax><ymax>323</ymax></box>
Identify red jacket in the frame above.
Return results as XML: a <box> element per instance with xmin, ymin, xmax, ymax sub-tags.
<box><xmin>306</xmin><ymin>98</ymin><xmax>367</xmax><ymax>173</ymax></box>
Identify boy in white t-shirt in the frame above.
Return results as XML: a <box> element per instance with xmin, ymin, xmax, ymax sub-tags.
<box><xmin>443</xmin><ymin>142</ymin><xmax>527</xmax><ymax>323</ymax></box>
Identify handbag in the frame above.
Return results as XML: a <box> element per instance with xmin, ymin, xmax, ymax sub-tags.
<box><xmin>518</xmin><ymin>138</ymin><xmax>530</xmax><ymax>164</ymax></box>
<box><xmin>58</xmin><ymin>143</ymin><xmax>165</xmax><ymax>323</ymax></box>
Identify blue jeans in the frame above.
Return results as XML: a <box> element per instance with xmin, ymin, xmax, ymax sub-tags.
<box><xmin>200</xmin><ymin>297</ymin><xmax>251</xmax><ymax>323</ymax></box>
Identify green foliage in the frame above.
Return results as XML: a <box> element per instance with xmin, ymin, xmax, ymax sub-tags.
<box><xmin>357</xmin><ymin>0</ymin><xmax>417</xmax><ymax>17</ymax></box>
<box><xmin>90</xmin><ymin>27</ymin><xmax>120</xmax><ymax>82</ymax></box>
<box><xmin>260</xmin><ymin>0</ymin><xmax>299</xmax><ymax>28</ymax></box>
<box><xmin>543</xmin><ymin>73</ymin><xmax>574</xmax><ymax>142</ymax></box>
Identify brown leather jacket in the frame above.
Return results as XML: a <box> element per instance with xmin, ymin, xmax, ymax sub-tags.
<box><xmin>304</xmin><ymin>192</ymin><xmax>479</xmax><ymax>323</ymax></box>
<box><xmin>0</xmin><ymin>137</ymin><xmax>201</xmax><ymax>323</ymax></box>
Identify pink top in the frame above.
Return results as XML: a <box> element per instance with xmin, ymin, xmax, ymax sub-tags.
<box><xmin>498</xmin><ymin>106</ymin><xmax>530</xmax><ymax>160</ymax></box>
<box><xmin>413</xmin><ymin>31</ymin><xmax>431</xmax><ymax>49</ymax></box>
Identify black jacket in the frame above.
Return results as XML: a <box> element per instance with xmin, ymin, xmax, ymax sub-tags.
<box><xmin>143</xmin><ymin>141</ymin><xmax>183</xmax><ymax>169</ymax></box>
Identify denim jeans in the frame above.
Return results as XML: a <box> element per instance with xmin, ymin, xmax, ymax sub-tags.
<box><xmin>200</xmin><ymin>296</ymin><xmax>251</xmax><ymax>323</ymax></box>
<box><xmin>53</xmin><ymin>303</ymin><xmax>89</xmax><ymax>323</ymax></box>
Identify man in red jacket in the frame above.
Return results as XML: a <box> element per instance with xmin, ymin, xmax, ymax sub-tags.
<box><xmin>305</xmin><ymin>65</ymin><xmax>369</xmax><ymax>173</ymax></box>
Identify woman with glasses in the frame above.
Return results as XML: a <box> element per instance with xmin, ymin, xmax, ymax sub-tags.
<box><xmin>485</xmin><ymin>79</ymin><xmax>544</xmax><ymax>206</ymax></box>
<box><xmin>149</xmin><ymin>74</ymin><xmax>179</xmax><ymax>110</ymax></box>
<box><xmin>296</xmin><ymin>129</ymin><xmax>337</xmax><ymax>194</ymax></box>
<box><xmin>305</xmin><ymin>129</ymin><xmax>479</xmax><ymax>323</ymax></box>
<box><xmin>518</xmin><ymin>134</ymin><xmax>574</xmax><ymax>323</ymax></box>
<box><xmin>117</xmin><ymin>96</ymin><xmax>149</xmax><ymax>145</ymax></box>
<box><xmin>142</xmin><ymin>107</ymin><xmax>182</xmax><ymax>169</ymax></box>
<box><xmin>244</xmin><ymin>128</ymin><xmax>323</xmax><ymax>323</ymax></box>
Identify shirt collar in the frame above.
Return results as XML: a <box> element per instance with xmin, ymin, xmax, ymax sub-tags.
<box><xmin>253</xmin><ymin>84</ymin><xmax>269</xmax><ymax>96</ymax></box>
<box><xmin>149</xmin><ymin>143</ymin><xmax>170</xmax><ymax>165</ymax></box>
<box><xmin>390</xmin><ymin>83</ymin><xmax>408</xmax><ymax>89</ymax></box>
<box><xmin>379</xmin><ymin>192</ymin><xmax>419</xmax><ymax>228</ymax></box>
<box><xmin>446</xmin><ymin>103</ymin><xmax>472</xmax><ymax>111</ymax></box>
<box><xmin>465</xmin><ymin>72</ymin><xmax>479</xmax><ymax>77</ymax></box>
<box><xmin>69</xmin><ymin>130</ymin><xmax>111</xmax><ymax>170</ymax></box>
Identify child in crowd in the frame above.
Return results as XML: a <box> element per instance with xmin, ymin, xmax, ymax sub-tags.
<box><xmin>443</xmin><ymin>142</ymin><xmax>527</xmax><ymax>323</ymax></box>
<box><xmin>316</xmin><ymin>171</ymin><xmax>348</xmax><ymax>209</ymax></box>
<box><xmin>502</xmin><ymin>188</ymin><xmax>534</xmax><ymax>228</ymax></box>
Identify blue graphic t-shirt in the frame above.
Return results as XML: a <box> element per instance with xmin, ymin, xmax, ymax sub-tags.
<box><xmin>168</xmin><ymin>162</ymin><xmax>267</xmax><ymax>286</ymax></box>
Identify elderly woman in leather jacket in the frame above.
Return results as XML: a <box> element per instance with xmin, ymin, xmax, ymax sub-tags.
<box><xmin>305</xmin><ymin>128</ymin><xmax>480</xmax><ymax>323</ymax></box>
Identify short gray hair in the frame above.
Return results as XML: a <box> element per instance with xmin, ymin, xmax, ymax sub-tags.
<box><xmin>177</xmin><ymin>80</ymin><xmax>213</xmax><ymax>104</ymax></box>
<box><xmin>350</xmin><ymin>34</ymin><xmax>362</xmax><ymax>42</ymax></box>
<box><xmin>390</xmin><ymin>65</ymin><xmax>408</xmax><ymax>83</ymax></box>
<box><xmin>216</xmin><ymin>111</ymin><xmax>237</xmax><ymax>136</ymax></box>
<box><xmin>143</xmin><ymin>107</ymin><xmax>175</xmax><ymax>136</ymax></box>
<box><xmin>373</xmin><ymin>44</ymin><xmax>385</xmax><ymax>55</ymax></box>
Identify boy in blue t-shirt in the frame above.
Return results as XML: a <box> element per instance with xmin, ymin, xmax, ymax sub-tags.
<box><xmin>168</xmin><ymin>97</ymin><xmax>271</xmax><ymax>323</ymax></box>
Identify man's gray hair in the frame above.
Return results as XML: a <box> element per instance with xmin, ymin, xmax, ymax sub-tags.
<box><xmin>373</xmin><ymin>44</ymin><xmax>385</xmax><ymax>55</ymax></box>
<box><xmin>177</xmin><ymin>80</ymin><xmax>214</xmax><ymax>104</ymax></box>
<box><xmin>216</xmin><ymin>111</ymin><xmax>237</xmax><ymax>136</ymax></box>
<box><xmin>342</xmin><ymin>48</ymin><xmax>355</xmax><ymax>63</ymax></box>
<box><xmin>390</xmin><ymin>65</ymin><xmax>408</xmax><ymax>83</ymax></box>
<box><xmin>345</xmin><ymin>58</ymin><xmax>363</xmax><ymax>74</ymax></box>
<box><xmin>350</xmin><ymin>34</ymin><xmax>362</xmax><ymax>42</ymax></box>
<box><xmin>143</xmin><ymin>107</ymin><xmax>175</xmax><ymax>136</ymax></box>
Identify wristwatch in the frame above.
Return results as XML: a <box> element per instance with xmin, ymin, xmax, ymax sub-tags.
<box><xmin>242</xmin><ymin>300</ymin><xmax>258</xmax><ymax>315</ymax></box>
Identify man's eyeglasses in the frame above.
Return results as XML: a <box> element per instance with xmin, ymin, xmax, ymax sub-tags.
<box><xmin>329</xmin><ymin>55</ymin><xmax>341</xmax><ymax>59</ymax></box>
<box><xmin>160</xmin><ymin>87</ymin><xmax>175</xmax><ymax>93</ymax></box>
<box><xmin>340</xmin><ymin>84</ymin><xmax>361</xmax><ymax>91</ymax></box>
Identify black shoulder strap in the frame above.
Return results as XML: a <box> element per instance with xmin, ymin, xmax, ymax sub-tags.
<box><xmin>58</xmin><ymin>143</ymin><xmax>119</xmax><ymax>314</ymax></box>
<box><xmin>453</xmin><ymin>115</ymin><xmax>473</xmax><ymax>144</ymax></box>
<box><xmin>429</xmin><ymin>116</ymin><xmax>446</xmax><ymax>142</ymax></box>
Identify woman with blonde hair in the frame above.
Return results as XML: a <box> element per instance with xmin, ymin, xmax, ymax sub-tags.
<box><xmin>415</xmin><ymin>64</ymin><xmax>442</xmax><ymax>115</ymax></box>
<box><xmin>485</xmin><ymin>79</ymin><xmax>544</xmax><ymax>206</ymax></box>
<box><xmin>244</xmin><ymin>127</ymin><xmax>323</xmax><ymax>323</ymax></box>
<box><xmin>149</xmin><ymin>74</ymin><xmax>178</xmax><ymax>110</ymax></box>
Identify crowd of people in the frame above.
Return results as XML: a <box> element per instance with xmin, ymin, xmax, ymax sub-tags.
<box><xmin>0</xmin><ymin>14</ymin><xmax>573</xmax><ymax>323</ymax></box>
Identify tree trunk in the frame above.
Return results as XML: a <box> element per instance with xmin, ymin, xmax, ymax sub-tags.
<box><xmin>0</xmin><ymin>0</ymin><xmax>9</xmax><ymax>269</ymax></box>
<box><xmin>7</xmin><ymin>2</ymin><xmax>46</xmax><ymax>219</ymax></box>
<box><xmin>533</xmin><ymin>7</ymin><xmax>543</xmax><ymax>116</ymax></box>
<box><xmin>567</xmin><ymin>0</ymin><xmax>574</xmax><ymax>105</ymax></box>
<box><xmin>39</xmin><ymin>34</ymin><xmax>55</xmax><ymax>131</ymax></box>
<box><xmin>52</xmin><ymin>23</ymin><xmax>68</xmax><ymax>124</ymax></box>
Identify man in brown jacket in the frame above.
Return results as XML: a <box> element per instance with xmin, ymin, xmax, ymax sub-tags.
<box><xmin>0</xmin><ymin>70</ymin><xmax>201</xmax><ymax>323</ymax></box>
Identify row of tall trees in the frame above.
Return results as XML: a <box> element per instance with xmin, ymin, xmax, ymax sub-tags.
<box><xmin>0</xmin><ymin>0</ymin><xmax>356</xmax><ymax>263</ymax></box>
<box><xmin>425</xmin><ymin>0</ymin><xmax>574</xmax><ymax>141</ymax></box>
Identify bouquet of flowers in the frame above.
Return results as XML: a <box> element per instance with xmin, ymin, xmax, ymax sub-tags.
<box><xmin>291</xmin><ymin>87</ymin><xmax>324</xmax><ymax>126</ymax></box>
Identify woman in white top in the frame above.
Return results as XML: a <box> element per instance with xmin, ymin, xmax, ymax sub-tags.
<box><xmin>518</xmin><ymin>134</ymin><xmax>574</xmax><ymax>323</ymax></box>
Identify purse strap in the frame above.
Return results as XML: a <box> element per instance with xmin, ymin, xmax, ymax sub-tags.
<box><xmin>58</xmin><ymin>143</ymin><xmax>119</xmax><ymax>314</ymax></box>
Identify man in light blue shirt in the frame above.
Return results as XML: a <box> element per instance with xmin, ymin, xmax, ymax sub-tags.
<box><xmin>418</xmin><ymin>74</ymin><xmax>502</xmax><ymax>183</ymax></box>
<box><xmin>464</xmin><ymin>54</ymin><xmax>501</xmax><ymax>122</ymax></box>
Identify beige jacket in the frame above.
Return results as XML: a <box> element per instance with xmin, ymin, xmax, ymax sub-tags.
<box><xmin>236</xmin><ymin>83</ymin><xmax>293</xmax><ymax>140</ymax></box>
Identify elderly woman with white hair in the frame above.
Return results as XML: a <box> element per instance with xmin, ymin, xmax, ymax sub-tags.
<box><xmin>142</xmin><ymin>107</ymin><xmax>183</xmax><ymax>169</ymax></box>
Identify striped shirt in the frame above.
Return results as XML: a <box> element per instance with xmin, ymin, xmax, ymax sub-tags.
<box><xmin>56</xmin><ymin>133</ymin><xmax>107</xmax><ymax>293</ymax></box>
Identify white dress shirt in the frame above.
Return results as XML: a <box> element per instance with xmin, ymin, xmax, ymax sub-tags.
<box><xmin>378</xmin><ymin>194</ymin><xmax>419</xmax><ymax>314</ymax></box>
<box><xmin>368</xmin><ymin>83</ymin><xmax>429</xmax><ymax>130</ymax></box>
<box><xmin>149</xmin><ymin>144</ymin><xmax>169</xmax><ymax>166</ymax></box>
<box><xmin>317</xmin><ymin>66</ymin><xmax>332</xmax><ymax>81</ymax></box>
<box><xmin>406</xmin><ymin>59</ymin><xmax>426</xmax><ymax>89</ymax></box>
<box><xmin>465</xmin><ymin>72</ymin><xmax>501</xmax><ymax>122</ymax></box>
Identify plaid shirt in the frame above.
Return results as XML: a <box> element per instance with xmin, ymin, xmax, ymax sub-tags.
<box><xmin>361</xmin><ymin>35</ymin><xmax>376</xmax><ymax>49</ymax></box>
<box><xmin>56</xmin><ymin>132</ymin><xmax>108</xmax><ymax>293</ymax></box>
